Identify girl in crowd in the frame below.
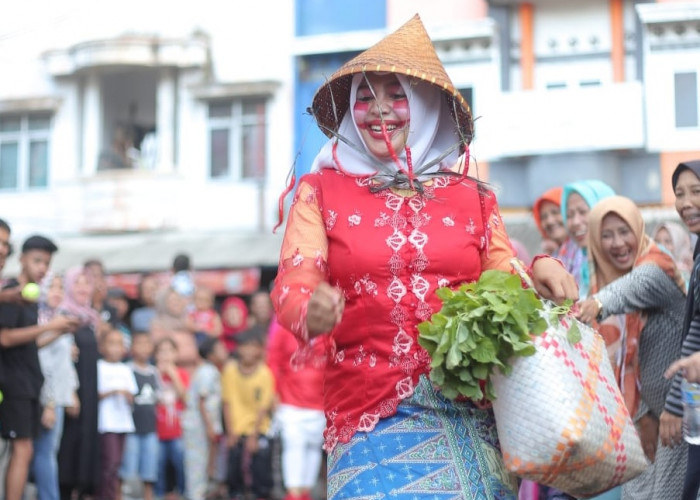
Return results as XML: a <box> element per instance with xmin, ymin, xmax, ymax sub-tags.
<box><xmin>219</xmin><ymin>296</ymin><xmax>249</xmax><ymax>354</ymax></box>
<box><xmin>532</xmin><ymin>186</ymin><xmax>568</xmax><ymax>256</ymax></box>
<box><xmin>561</xmin><ymin>180</ymin><xmax>615</xmax><ymax>298</ymax></box>
<box><xmin>271</xmin><ymin>15</ymin><xmax>577</xmax><ymax>499</ymax></box>
<box><xmin>33</xmin><ymin>273</ymin><xmax>80</xmax><ymax>500</ymax></box>
<box><xmin>577</xmin><ymin>196</ymin><xmax>687</xmax><ymax>499</ymax></box>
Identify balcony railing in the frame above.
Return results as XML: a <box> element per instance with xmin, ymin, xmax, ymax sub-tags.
<box><xmin>474</xmin><ymin>81</ymin><xmax>644</xmax><ymax>159</ymax></box>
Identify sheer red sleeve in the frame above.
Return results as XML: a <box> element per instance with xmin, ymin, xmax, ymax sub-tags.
<box><xmin>271</xmin><ymin>179</ymin><xmax>329</xmax><ymax>344</ymax></box>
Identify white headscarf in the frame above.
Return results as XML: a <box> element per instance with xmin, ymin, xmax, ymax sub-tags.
<box><xmin>311</xmin><ymin>73</ymin><xmax>463</xmax><ymax>179</ymax></box>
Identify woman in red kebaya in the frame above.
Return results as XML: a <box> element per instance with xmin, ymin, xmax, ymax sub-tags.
<box><xmin>272</xmin><ymin>15</ymin><xmax>577</xmax><ymax>499</ymax></box>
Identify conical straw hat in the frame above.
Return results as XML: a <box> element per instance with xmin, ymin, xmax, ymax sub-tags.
<box><xmin>311</xmin><ymin>14</ymin><xmax>473</xmax><ymax>145</ymax></box>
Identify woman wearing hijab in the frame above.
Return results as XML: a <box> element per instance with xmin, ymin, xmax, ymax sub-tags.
<box><xmin>661</xmin><ymin>160</ymin><xmax>700</xmax><ymax>500</ymax></box>
<box><xmin>576</xmin><ymin>196</ymin><xmax>687</xmax><ymax>499</ymax></box>
<box><xmin>272</xmin><ymin>15</ymin><xmax>577</xmax><ymax>499</ymax></box>
<box><xmin>560</xmin><ymin>180</ymin><xmax>616</xmax><ymax>298</ymax></box>
<box><xmin>532</xmin><ymin>186</ymin><xmax>568</xmax><ymax>256</ymax></box>
<box><xmin>652</xmin><ymin>220</ymin><xmax>693</xmax><ymax>285</ymax></box>
<box><xmin>57</xmin><ymin>266</ymin><xmax>101</xmax><ymax>500</ymax></box>
<box><xmin>219</xmin><ymin>296</ymin><xmax>249</xmax><ymax>354</ymax></box>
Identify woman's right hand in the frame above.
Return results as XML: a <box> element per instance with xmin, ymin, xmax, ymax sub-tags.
<box><xmin>306</xmin><ymin>282</ymin><xmax>344</xmax><ymax>337</ymax></box>
<box><xmin>659</xmin><ymin>410</ymin><xmax>683</xmax><ymax>447</ymax></box>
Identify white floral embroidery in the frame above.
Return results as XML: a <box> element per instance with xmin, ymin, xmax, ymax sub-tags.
<box><xmin>277</xmin><ymin>285</ymin><xmax>289</xmax><ymax>304</ymax></box>
<box><xmin>393</xmin><ymin>330</ymin><xmax>413</xmax><ymax>354</ymax></box>
<box><xmin>387</xmin><ymin>277</ymin><xmax>407</xmax><ymax>303</ymax></box>
<box><xmin>386</xmin><ymin>230</ymin><xmax>407</xmax><ymax>252</ymax></box>
<box><xmin>356</xmin><ymin>177</ymin><xmax>372</xmax><ymax>187</ymax></box>
<box><xmin>437</xmin><ymin>277</ymin><xmax>450</xmax><ymax>288</ymax></box>
<box><xmin>395</xmin><ymin>377</ymin><xmax>414</xmax><ymax>399</ymax></box>
<box><xmin>292</xmin><ymin>253</ymin><xmax>304</xmax><ymax>267</ymax></box>
<box><xmin>384</xmin><ymin>193</ymin><xmax>404</xmax><ymax>212</ymax></box>
<box><xmin>348</xmin><ymin>213</ymin><xmax>362</xmax><ymax>227</ymax></box>
<box><xmin>407</xmin><ymin>197</ymin><xmax>424</xmax><ymax>212</ymax></box>
<box><xmin>442</xmin><ymin>216</ymin><xmax>455</xmax><ymax>227</ymax></box>
<box><xmin>353</xmin><ymin>345</ymin><xmax>367</xmax><ymax>366</ymax></box>
<box><xmin>369</xmin><ymin>352</ymin><xmax>377</xmax><ymax>368</ymax></box>
<box><xmin>326</xmin><ymin>210</ymin><xmax>337</xmax><ymax>231</ymax></box>
<box><xmin>410</xmin><ymin>274</ymin><xmax>430</xmax><ymax>302</ymax></box>
<box><xmin>335</xmin><ymin>349</ymin><xmax>345</xmax><ymax>364</ymax></box>
<box><xmin>408</xmin><ymin>229</ymin><xmax>427</xmax><ymax>251</ymax></box>
<box><xmin>466</xmin><ymin>218</ymin><xmax>477</xmax><ymax>235</ymax></box>
<box><xmin>359</xmin><ymin>274</ymin><xmax>378</xmax><ymax>296</ymax></box>
<box><xmin>374</xmin><ymin>212</ymin><xmax>390</xmax><ymax>227</ymax></box>
<box><xmin>357</xmin><ymin>412</ymin><xmax>380</xmax><ymax>432</ymax></box>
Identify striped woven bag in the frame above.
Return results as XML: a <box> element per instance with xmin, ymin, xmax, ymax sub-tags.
<box><xmin>491</xmin><ymin>264</ymin><xmax>648</xmax><ymax>498</ymax></box>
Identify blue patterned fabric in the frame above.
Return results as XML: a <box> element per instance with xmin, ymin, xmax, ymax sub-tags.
<box><xmin>327</xmin><ymin>376</ymin><xmax>518</xmax><ymax>499</ymax></box>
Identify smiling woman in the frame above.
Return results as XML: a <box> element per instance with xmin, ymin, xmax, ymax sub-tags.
<box><xmin>600</xmin><ymin>212</ymin><xmax>639</xmax><ymax>272</ymax></box>
<box><xmin>271</xmin><ymin>14</ymin><xmax>578</xmax><ymax>500</ymax></box>
<box><xmin>576</xmin><ymin>195</ymin><xmax>688</xmax><ymax>500</ymax></box>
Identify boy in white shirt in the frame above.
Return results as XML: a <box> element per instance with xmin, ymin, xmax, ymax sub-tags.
<box><xmin>97</xmin><ymin>328</ymin><xmax>138</xmax><ymax>500</ymax></box>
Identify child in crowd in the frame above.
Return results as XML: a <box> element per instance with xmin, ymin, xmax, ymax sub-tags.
<box><xmin>97</xmin><ymin>329</ymin><xmax>138</xmax><ymax>500</ymax></box>
<box><xmin>182</xmin><ymin>336</ymin><xmax>226</xmax><ymax>500</ymax></box>
<box><xmin>119</xmin><ymin>331</ymin><xmax>159</xmax><ymax>500</ymax></box>
<box><xmin>106</xmin><ymin>287</ymin><xmax>132</xmax><ymax>353</ymax></box>
<box><xmin>222</xmin><ymin>326</ymin><xmax>275</xmax><ymax>500</ymax></box>
<box><xmin>154</xmin><ymin>337</ymin><xmax>189</xmax><ymax>499</ymax></box>
<box><xmin>186</xmin><ymin>286</ymin><xmax>222</xmax><ymax>346</ymax></box>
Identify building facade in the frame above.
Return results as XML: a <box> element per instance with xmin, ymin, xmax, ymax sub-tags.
<box><xmin>292</xmin><ymin>0</ymin><xmax>700</xmax><ymax>250</ymax></box>
<box><xmin>0</xmin><ymin>0</ymin><xmax>295</xmax><ymax>290</ymax></box>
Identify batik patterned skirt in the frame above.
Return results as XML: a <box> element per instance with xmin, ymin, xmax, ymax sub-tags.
<box><xmin>327</xmin><ymin>376</ymin><xmax>518</xmax><ymax>499</ymax></box>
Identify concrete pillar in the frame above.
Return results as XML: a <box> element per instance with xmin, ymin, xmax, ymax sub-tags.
<box><xmin>82</xmin><ymin>72</ymin><xmax>102</xmax><ymax>175</ymax></box>
<box><xmin>156</xmin><ymin>67</ymin><xmax>176</xmax><ymax>172</ymax></box>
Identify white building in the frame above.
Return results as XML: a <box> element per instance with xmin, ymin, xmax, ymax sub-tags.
<box><xmin>0</xmin><ymin>0</ymin><xmax>294</xmax><ymax>292</ymax></box>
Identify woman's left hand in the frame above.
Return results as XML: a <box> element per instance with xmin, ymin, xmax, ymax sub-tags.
<box><xmin>530</xmin><ymin>257</ymin><xmax>578</xmax><ymax>303</ymax></box>
<box><xmin>575</xmin><ymin>298</ymin><xmax>600</xmax><ymax>324</ymax></box>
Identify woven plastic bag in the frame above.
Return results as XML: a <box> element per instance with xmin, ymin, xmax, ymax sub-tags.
<box><xmin>491</xmin><ymin>263</ymin><xmax>648</xmax><ymax>498</ymax></box>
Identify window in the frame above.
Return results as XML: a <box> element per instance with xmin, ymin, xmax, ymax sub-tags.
<box><xmin>208</xmin><ymin>98</ymin><xmax>267</xmax><ymax>180</ymax></box>
<box><xmin>0</xmin><ymin>113</ymin><xmax>51</xmax><ymax>190</ymax></box>
<box><xmin>675</xmin><ymin>72</ymin><xmax>699</xmax><ymax>128</ymax></box>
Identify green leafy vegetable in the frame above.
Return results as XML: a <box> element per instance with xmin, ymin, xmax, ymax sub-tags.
<box><xmin>417</xmin><ymin>270</ymin><xmax>576</xmax><ymax>401</ymax></box>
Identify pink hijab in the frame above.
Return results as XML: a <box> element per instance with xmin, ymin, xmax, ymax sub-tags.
<box><xmin>58</xmin><ymin>266</ymin><xmax>99</xmax><ymax>329</ymax></box>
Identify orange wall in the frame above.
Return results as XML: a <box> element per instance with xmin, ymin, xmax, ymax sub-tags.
<box><xmin>660</xmin><ymin>151</ymin><xmax>700</xmax><ymax>205</ymax></box>
<box><xmin>610</xmin><ymin>0</ymin><xmax>625</xmax><ymax>82</ymax></box>
<box><xmin>520</xmin><ymin>3</ymin><xmax>534</xmax><ymax>90</ymax></box>
<box><xmin>387</xmin><ymin>0</ymin><xmax>488</xmax><ymax>26</ymax></box>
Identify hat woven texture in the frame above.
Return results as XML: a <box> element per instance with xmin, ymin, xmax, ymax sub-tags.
<box><xmin>311</xmin><ymin>14</ymin><xmax>473</xmax><ymax>144</ymax></box>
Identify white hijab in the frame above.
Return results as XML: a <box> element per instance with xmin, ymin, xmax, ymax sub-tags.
<box><xmin>311</xmin><ymin>73</ymin><xmax>463</xmax><ymax>178</ymax></box>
